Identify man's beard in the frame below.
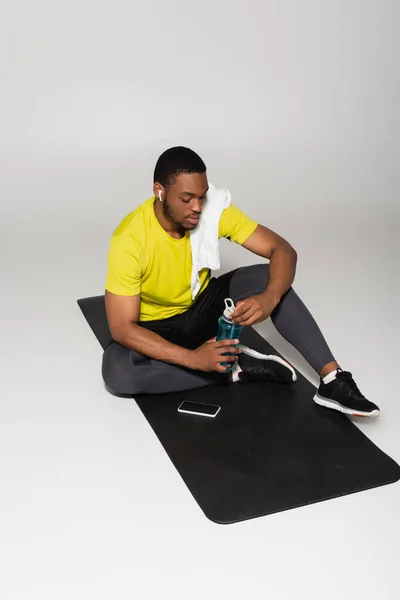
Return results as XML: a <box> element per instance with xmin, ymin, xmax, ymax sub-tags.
<box><xmin>162</xmin><ymin>197</ymin><xmax>187</xmax><ymax>233</ymax></box>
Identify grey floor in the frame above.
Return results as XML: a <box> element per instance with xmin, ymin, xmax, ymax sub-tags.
<box><xmin>1</xmin><ymin>204</ymin><xmax>399</xmax><ymax>600</ymax></box>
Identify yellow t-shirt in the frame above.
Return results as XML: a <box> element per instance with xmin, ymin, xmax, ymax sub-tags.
<box><xmin>105</xmin><ymin>197</ymin><xmax>258</xmax><ymax>321</ymax></box>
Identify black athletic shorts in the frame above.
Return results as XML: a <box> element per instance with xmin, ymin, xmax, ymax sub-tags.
<box><xmin>138</xmin><ymin>270</ymin><xmax>238</xmax><ymax>349</ymax></box>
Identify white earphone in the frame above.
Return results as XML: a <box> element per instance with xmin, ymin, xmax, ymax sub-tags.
<box><xmin>158</xmin><ymin>191</ymin><xmax>162</xmax><ymax>202</ymax></box>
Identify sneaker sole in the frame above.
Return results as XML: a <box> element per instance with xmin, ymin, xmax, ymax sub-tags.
<box><xmin>313</xmin><ymin>393</ymin><xmax>380</xmax><ymax>417</ymax></box>
<box><xmin>238</xmin><ymin>345</ymin><xmax>297</xmax><ymax>382</ymax></box>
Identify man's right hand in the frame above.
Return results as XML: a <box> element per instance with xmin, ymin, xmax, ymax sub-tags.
<box><xmin>189</xmin><ymin>337</ymin><xmax>241</xmax><ymax>372</ymax></box>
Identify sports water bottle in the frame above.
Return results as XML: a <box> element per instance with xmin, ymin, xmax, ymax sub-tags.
<box><xmin>216</xmin><ymin>298</ymin><xmax>244</xmax><ymax>372</ymax></box>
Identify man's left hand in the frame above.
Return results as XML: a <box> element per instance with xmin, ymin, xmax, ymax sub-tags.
<box><xmin>230</xmin><ymin>292</ymin><xmax>281</xmax><ymax>327</ymax></box>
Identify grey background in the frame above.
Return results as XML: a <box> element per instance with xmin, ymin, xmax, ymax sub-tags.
<box><xmin>1</xmin><ymin>1</ymin><xmax>399</xmax><ymax>599</ymax></box>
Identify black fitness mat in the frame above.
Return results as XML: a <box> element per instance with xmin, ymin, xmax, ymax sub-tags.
<box><xmin>78</xmin><ymin>295</ymin><xmax>400</xmax><ymax>524</ymax></box>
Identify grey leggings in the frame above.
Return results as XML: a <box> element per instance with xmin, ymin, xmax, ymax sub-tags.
<box><xmin>102</xmin><ymin>264</ymin><xmax>336</xmax><ymax>395</ymax></box>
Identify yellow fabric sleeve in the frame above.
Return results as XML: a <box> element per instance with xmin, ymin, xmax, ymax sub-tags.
<box><xmin>218</xmin><ymin>204</ymin><xmax>258</xmax><ymax>244</ymax></box>
<box><xmin>105</xmin><ymin>235</ymin><xmax>143</xmax><ymax>296</ymax></box>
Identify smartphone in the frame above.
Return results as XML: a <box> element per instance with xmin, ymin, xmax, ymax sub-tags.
<box><xmin>177</xmin><ymin>401</ymin><xmax>221</xmax><ymax>418</ymax></box>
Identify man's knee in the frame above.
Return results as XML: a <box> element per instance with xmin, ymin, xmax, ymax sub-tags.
<box><xmin>102</xmin><ymin>343</ymin><xmax>137</xmax><ymax>395</ymax></box>
<box><xmin>229</xmin><ymin>263</ymin><xmax>270</xmax><ymax>301</ymax></box>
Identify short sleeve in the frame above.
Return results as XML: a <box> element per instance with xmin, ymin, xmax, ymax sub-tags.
<box><xmin>218</xmin><ymin>204</ymin><xmax>258</xmax><ymax>244</ymax></box>
<box><xmin>105</xmin><ymin>234</ymin><xmax>143</xmax><ymax>296</ymax></box>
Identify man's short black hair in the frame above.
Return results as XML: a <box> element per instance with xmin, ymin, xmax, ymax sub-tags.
<box><xmin>153</xmin><ymin>146</ymin><xmax>206</xmax><ymax>188</ymax></box>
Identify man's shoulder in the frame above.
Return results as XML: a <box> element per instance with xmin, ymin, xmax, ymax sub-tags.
<box><xmin>111</xmin><ymin>197</ymin><xmax>154</xmax><ymax>240</ymax></box>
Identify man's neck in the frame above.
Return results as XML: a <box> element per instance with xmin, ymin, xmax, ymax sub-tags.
<box><xmin>153</xmin><ymin>199</ymin><xmax>185</xmax><ymax>239</ymax></box>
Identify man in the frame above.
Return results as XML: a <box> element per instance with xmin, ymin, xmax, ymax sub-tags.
<box><xmin>102</xmin><ymin>146</ymin><xmax>380</xmax><ymax>417</ymax></box>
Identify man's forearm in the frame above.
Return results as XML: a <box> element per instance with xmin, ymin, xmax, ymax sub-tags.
<box><xmin>263</xmin><ymin>244</ymin><xmax>297</xmax><ymax>301</ymax></box>
<box><xmin>114</xmin><ymin>323</ymin><xmax>195</xmax><ymax>369</ymax></box>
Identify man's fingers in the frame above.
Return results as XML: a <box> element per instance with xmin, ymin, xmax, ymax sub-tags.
<box><xmin>234</xmin><ymin>308</ymin><xmax>259</xmax><ymax>325</ymax></box>
<box><xmin>219</xmin><ymin>354</ymin><xmax>238</xmax><ymax>362</ymax></box>
<box><xmin>237</xmin><ymin>313</ymin><xmax>260</xmax><ymax>327</ymax></box>
<box><xmin>231</xmin><ymin>302</ymin><xmax>251</xmax><ymax>318</ymax></box>
<box><xmin>216</xmin><ymin>363</ymin><xmax>233</xmax><ymax>372</ymax></box>
<box><xmin>217</xmin><ymin>338</ymin><xmax>240</xmax><ymax>348</ymax></box>
<box><xmin>252</xmin><ymin>315</ymin><xmax>267</xmax><ymax>325</ymax></box>
<box><xmin>206</xmin><ymin>336</ymin><xmax>217</xmax><ymax>343</ymax></box>
<box><xmin>232</xmin><ymin>303</ymin><xmax>257</xmax><ymax>321</ymax></box>
<box><xmin>216</xmin><ymin>357</ymin><xmax>238</xmax><ymax>371</ymax></box>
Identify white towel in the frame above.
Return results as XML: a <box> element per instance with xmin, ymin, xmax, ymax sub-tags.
<box><xmin>189</xmin><ymin>182</ymin><xmax>232</xmax><ymax>299</ymax></box>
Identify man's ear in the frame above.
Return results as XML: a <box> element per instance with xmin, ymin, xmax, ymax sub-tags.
<box><xmin>153</xmin><ymin>183</ymin><xmax>164</xmax><ymax>200</ymax></box>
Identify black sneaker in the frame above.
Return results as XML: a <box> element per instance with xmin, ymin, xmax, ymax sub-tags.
<box><xmin>237</xmin><ymin>345</ymin><xmax>297</xmax><ymax>384</ymax></box>
<box><xmin>313</xmin><ymin>368</ymin><xmax>380</xmax><ymax>417</ymax></box>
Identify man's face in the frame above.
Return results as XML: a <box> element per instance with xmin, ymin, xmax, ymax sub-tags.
<box><xmin>157</xmin><ymin>172</ymin><xmax>208</xmax><ymax>231</ymax></box>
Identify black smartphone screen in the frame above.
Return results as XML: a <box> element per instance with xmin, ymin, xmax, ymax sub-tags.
<box><xmin>178</xmin><ymin>401</ymin><xmax>221</xmax><ymax>417</ymax></box>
